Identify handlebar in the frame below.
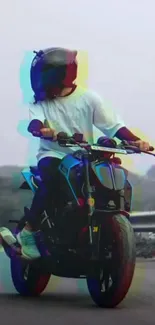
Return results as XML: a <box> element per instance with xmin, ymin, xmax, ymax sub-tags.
<box><xmin>33</xmin><ymin>131</ymin><xmax>155</xmax><ymax>156</ymax></box>
<box><xmin>121</xmin><ymin>140</ymin><xmax>154</xmax><ymax>152</ymax></box>
<box><xmin>56</xmin><ymin>132</ymin><xmax>155</xmax><ymax>156</ymax></box>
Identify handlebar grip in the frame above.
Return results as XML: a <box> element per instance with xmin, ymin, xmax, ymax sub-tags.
<box><xmin>57</xmin><ymin>132</ymin><xmax>68</xmax><ymax>140</ymax></box>
<box><xmin>122</xmin><ymin>140</ymin><xmax>154</xmax><ymax>152</ymax></box>
<box><xmin>97</xmin><ymin>137</ymin><xmax>117</xmax><ymax>148</ymax></box>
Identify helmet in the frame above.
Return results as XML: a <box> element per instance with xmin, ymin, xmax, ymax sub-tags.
<box><xmin>30</xmin><ymin>47</ymin><xmax>78</xmax><ymax>102</ymax></box>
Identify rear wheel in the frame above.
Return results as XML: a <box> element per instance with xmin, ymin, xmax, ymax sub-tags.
<box><xmin>11</xmin><ymin>257</ymin><xmax>51</xmax><ymax>296</ymax></box>
<box><xmin>87</xmin><ymin>214</ymin><xmax>136</xmax><ymax>308</ymax></box>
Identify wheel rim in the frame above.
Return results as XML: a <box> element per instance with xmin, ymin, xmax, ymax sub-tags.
<box><xmin>23</xmin><ymin>263</ymin><xmax>30</xmax><ymax>281</ymax></box>
<box><xmin>99</xmin><ymin>268</ymin><xmax>113</xmax><ymax>293</ymax></box>
<box><xmin>88</xmin><ymin>223</ymin><xmax>121</xmax><ymax>296</ymax></box>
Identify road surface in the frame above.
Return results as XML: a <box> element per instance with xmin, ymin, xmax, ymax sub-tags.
<box><xmin>0</xmin><ymin>256</ymin><xmax>155</xmax><ymax>325</ymax></box>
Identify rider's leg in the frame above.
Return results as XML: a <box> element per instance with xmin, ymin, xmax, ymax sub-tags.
<box><xmin>17</xmin><ymin>157</ymin><xmax>61</xmax><ymax>259</ymax></box>
<box><xmin>25</xmin><ymin>157</ymin><xmax>61</xmax><ymax>229</ymax></box>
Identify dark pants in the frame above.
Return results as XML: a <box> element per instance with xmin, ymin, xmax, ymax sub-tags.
<box><xmin>26</xmin><ymin>157</ymin><xmax>61</xmax><ymax>229</ymax></box>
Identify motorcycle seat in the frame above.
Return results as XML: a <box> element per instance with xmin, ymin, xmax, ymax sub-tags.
<box><xmin>30</xmin><ymin>166</ymin><xmax>40</xmax><ymax>176</ymax></box>
<box><xmin>31</xmin><ymin>175</ymin><xmax>42</xmax><ymax>188</ymax></box>
<box><xmin>29</xmin><ymin>166</ymin><xmax>42</xmax><ymax>188</ymax></box>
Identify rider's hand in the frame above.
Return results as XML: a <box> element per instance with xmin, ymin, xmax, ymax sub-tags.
<box><xmin>130</xmin><ymin>140</ymin><xmax>150</xmax><ymax>151</ymax></box>
<box><xmin>40</xmin><ymin>128</ymin><xmax>57</xmax><ymax>141</ymax></box>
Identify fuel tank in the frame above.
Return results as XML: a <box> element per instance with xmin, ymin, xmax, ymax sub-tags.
<box><xmin>58</xmin><ymin>154</ymin><xmax>128</xmax><ymax>205</ymax></box>
<box><xmin>91</xmin><ymin>161</ymin><xmax>127</xmax><ymax>191</ymax></box>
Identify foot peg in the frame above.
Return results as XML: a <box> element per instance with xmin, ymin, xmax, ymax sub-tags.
<box><xmin>8</xmin><ymin>208</ymin><xmax>30</xmax><ymax>225</ymax></box>
<box><xmin>24</xmin><ymin>206</ymin><xmax>30</xmax><ymax>216</ymax></box>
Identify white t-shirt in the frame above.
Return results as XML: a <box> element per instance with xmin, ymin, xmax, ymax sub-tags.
<box><xmin>29</xmin><ymin>86</ymin><xmax>125</xmax><ymax>162</ymax></box>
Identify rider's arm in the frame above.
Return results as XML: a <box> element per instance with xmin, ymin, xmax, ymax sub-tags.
<box><xmin>92</xmin><ymin>92</ymin><xmax>140</xmax><ymax>141</ymax></box>
<box><xmin>92</xmin><ymin>92</ymin><xmax>125</xmax><ymax>138</ymax></box>
<box><xmin>114</xmin><ymin>127</ymin><xmax>140</xmax><ymax>141</ymax></box>
<box><xmin>28</xmin><ymin>104</ymin><xmax>45</xmax><ymax>135</ymax></box>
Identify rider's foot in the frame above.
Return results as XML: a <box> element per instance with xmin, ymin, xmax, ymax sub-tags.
<box><xmin>0</xmin><ymin>227</ymin><xmax>17</xmax><ymax>248</ymax></box>
<box><xmin>17</xmin><ymin>228</ymin><xmax>41</xmax><ymax>259</ymax></box>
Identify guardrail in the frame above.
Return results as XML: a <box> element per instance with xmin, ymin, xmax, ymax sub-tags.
<box><xmin>130</xmin><ymin>211</ymin><xmax>155</xmax><ymax>232</ymax></box>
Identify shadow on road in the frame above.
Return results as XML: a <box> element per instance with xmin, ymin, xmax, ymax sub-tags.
<box><xmin>0</xmin><ymin>290</ymin><xmax>153</xmax><ymax>311</ymax></box>
<box><xmin>0</xmin><ymin>292</ymin><xmax>126</xmax><ymax>310</ymax></box>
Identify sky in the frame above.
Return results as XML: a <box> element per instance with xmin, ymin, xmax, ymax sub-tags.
<box><xmin>0</xmin><ymin>0</ymin><xmax>155</xmax><ymax>175</ymax></box>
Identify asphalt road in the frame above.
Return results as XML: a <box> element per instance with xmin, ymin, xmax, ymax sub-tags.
<box><xmin>0</xmin><ymin>256</ymin><xmax>154</xmax><ymax>325</ymax></box>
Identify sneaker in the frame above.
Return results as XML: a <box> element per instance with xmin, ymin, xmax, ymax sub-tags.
<box><xmin>0</xmin><ymin>227</ymin><xmax>17</xmax><ymax>249</ymax></box>
<box><xmin>17</xmin><ymin>229</ymin><xmax>41</xmax><ymax>259</ymax></box>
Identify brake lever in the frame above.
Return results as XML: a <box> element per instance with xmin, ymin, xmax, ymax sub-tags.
<box><xmin>124</xmin><ymin>145</ymin><xmax>141</xmax><ymax>153</ymax></box>
<box><xmin>118</xmin><ymin>141</ymin><xmax>140</xmax><ymax>153</ymax></box>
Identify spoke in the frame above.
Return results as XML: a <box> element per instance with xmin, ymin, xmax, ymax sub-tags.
<box><xmin>100</xmin><ymin>269</ymin><xmax>104</xmax><ymax>281</ymax></box>
<box><xmin>24</xmin><ymin>264</ymin><xmax>30</xmax><ymax>281</ymax></box>
<box><xmin>104</xmin><ymin>274</ymin><xmax>110</xmax><ymax>291</ymax></box>
<box><xmin>99</xmin><ymin>263</ymin><xmax>113</xmax><ymax>293</ymax></box>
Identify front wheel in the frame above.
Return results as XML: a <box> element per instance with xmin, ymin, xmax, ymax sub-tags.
<box><xmin>87</xmin><ymin>214</ymin><xmax>136</xmax><ymax>308</ymax></box>
<box><xmin>11</xmin><ymin>257</ymin><xmax>51</xmax><ymax>296</ymax></box>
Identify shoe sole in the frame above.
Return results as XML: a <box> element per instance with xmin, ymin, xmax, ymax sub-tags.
<box><xmin>0</xmin><ymin>227</ymin><xmax>17</xmax><ymax>246</ymax></box>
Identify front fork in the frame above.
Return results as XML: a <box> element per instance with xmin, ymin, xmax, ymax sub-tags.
<box><xmin>82</xmin><ymin>153</ymin><xmax>100</xmax><ymax>260</ymax></box>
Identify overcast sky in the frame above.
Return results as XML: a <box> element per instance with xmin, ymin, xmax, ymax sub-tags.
<box><xmin>0</xmin><ymin>0</ymin><xmax>155</xmax><ymax>174</ymax></box>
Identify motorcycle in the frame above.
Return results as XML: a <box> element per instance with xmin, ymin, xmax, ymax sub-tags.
<box><xmin>1</xmin><ymin>133</ymin><xmax>154</xmax><ymax>308</ymax></box>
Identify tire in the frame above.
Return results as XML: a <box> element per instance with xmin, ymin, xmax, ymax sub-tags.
<box><xmin>87</xmin><ymin>214</ymin><xmax>136</xmax><ymax>308</ymax></box>
<box><xmin>11</xmin><ymin>256</ymin><xmax>51</xmax><ymax>296</ymax></box>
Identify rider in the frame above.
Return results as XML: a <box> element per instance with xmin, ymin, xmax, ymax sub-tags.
<box><xmin>0</xmin><ymin>47</ymin><xmax>152</xmax><ymax>259</ymax></box>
